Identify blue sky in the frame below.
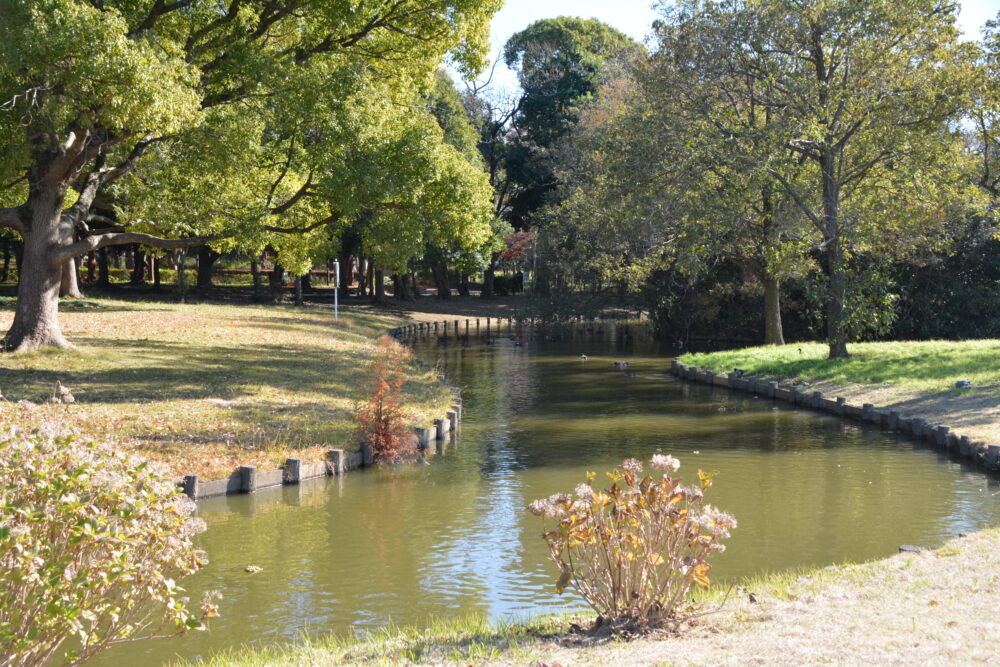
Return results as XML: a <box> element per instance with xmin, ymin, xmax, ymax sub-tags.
<box><xmin>466</xmin><ymin>0</ymin><xmax>1000</xmax><ymax>93</ymax></box>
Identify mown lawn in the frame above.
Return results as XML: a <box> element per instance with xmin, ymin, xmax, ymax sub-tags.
<box><xmin>680</xmin><ymin>340</ymin><xmax>1000</xmax><ymax>443</ymax></box>
<box><xmin>0</xmin><ymin>298</ymin><xmax>452</xmax><ymax>479</ymax></box>
<box><xmin>681</xmin><ymin>340</ymin><xmax>1000</xmax><ymax>392</ymax></box>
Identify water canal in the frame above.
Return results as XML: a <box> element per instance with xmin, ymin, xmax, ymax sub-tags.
<box><xmin>101</xmin><ymin>324</ymin><xmax>1000</xmax><ymax>664</ymax></box>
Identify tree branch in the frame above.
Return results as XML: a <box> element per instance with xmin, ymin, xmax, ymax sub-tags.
<box><xmin>52</xmin><ymin>233</ymin><xmax>213</xmax><ymax>265</ymax></box>
<box><xmin>262</xmin><ymin>214</ymin><xmax>338</xmax><ymax>234</ymax></box>
<box><xmin>269</xmin><ymin>171</ymin><xmax>313</xmax><ymax>215</ymax></box>
<box><xmin>0</xmin><ymin>207</ymin><xmax>24</xmax><ymax>234</ymax></box>
<box><xmin>768</xmin><ymin>169</ymin><xmax>825</xmax><ymax>235</ymax></box>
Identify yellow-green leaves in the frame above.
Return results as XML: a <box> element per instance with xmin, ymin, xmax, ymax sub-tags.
<box><xmin>0</xmin><ymin>0</ymin><xmax>200</xmax><ymax>135</ymax></box>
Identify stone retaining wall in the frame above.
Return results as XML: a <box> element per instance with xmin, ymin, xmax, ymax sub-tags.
<box><xmin>180</xmin><ymin>403</ymin><xmax>462</xmax><ymax>501</ymax></box>
<box><xmin>179</xmin><ymin>325</ymin><xmax>462</xmax><ymax>501</ymax></box>
<box><xmin>670</xmin><ymin>359</ymin><xmax>1000</xmax><ymax>473</ymax></box>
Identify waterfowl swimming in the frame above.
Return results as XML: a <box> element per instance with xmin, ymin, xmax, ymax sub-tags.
<box><xmin>613</xmin><ymin>361</ymin><xmax>629</xmax><ymax>368</ymax></box>
<box><xmin>579</xmin><ymin>354</ymin><xmax>588</xmax><ymax>360</ymax></box>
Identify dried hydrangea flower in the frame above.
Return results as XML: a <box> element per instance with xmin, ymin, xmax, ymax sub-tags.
<box><xmin>620</xmin><ymin>458</ymin><xmax>643</xmax><ymax>474</ymax></box>
<box><xmin>650</xmin><ymin>454</ymin><xmax>680</xmax><ymax>473</ymax></box>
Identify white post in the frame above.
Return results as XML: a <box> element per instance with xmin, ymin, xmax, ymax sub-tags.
<box><xmin>333</xmin><ymin>259</ymin><xmax>340</xmax><ymax>322</ymax></box>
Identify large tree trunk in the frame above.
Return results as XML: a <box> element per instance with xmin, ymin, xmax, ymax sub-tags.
<box><xmin>196</xmin><ymin>246</ymin><xmax>220</xmax><ymax>290</ymax></box>
<box><xmin>821</xmin><ymin>152</ymin><xmax>849</xmax><ymax>359</ymax></box>
<box><xmin>391</xmin><ymin>273</ymin><xmax>411</xmax><ymax>300</ymax></box>
<box><xmin>4</xmin><ymin>197</ymin><xmax>73</xmax><ymax>351</ymax></box>
<box><xmin>294</xmin><ymin>275</ymin><xmax>304</xmax><ymax>306</ymax></box>
<box><xmin>59</xmin><ymin>257</ymin><xmax>83</xmax><ymax>298</ymax></box>
<box><xmin>338</xmin><ymin>252</ymin><xmax>351</xmax><ymax>299</ymax></box>
<box><xmin>250</xmin><ymin>257</ymin><xmax>263</xmax><ymax>301</ymax></box>
<box><xmin>432</xmin><ymin>263</ymin><xmax>451</xmax><ymax>299</ymax></box>
<box><xmin>268</xmin><ymin>261</ymin><xmax>284</xmax><ymax>300</ymax></box>
<box><xmin>301</xmin><ymin>271</ymin><xmax>312</xmax><ymax>292</ymax></box>
<box><xmin>458</xmin><ymin>273</ymin><xmax>470</xmax><ymax>298</ymax></box>
<box><xmin>373</xmin><ymin>266</ymin><xmax>386</xmax><ymax>303</ymax></box>
<box><xmin>409</xmin><ymin>268</ymin><xmax>420</xmax><ymax>298</ymax></box>
<box><xmin>97</xmin><ymin>247</ymin><xmax>110</xmax><ymax>286</ymax></box>
<box><xmin>763</xmin><ymin>273</ymin><xmax>784</xmax><ymax>345</ymax></box>
<box><xmin>130</xmin><ymin>246</ymin><xmax>146</xmax><ymax>285</ymax></box>
<box><xmin>152</xmin><ymin>255</ymin><xmax>161</xmax><ymax>288</ymax></box>
<box><xmin>481</xmin><ymin>260</ymin><xmax>496</xmax><ymax>299</ymax></box>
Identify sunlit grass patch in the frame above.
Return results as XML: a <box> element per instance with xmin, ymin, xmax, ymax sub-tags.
<box><xmin>680</xmin><ymin>340</ymin><xmax>1000</xmax><ymax>393</ymax></box>
<box><xmin>0</xmin><ymin>299</ymin><xmax>452</xmax><ymax>479</ymax></box>
<box><xmin>172</xmin><ymin>613</ymin><xmax>574</xmax><ymax>667</ymax></box>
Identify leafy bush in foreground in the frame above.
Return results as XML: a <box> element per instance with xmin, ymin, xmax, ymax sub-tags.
<box><xmin>529</xmin><ymin>456</ymin><xmax>735</xmax><ymax>631</ymax></box>
<box><xmin>0</xmin><ymin>429</ymin><xmax>216</xmax><ymax>665</ymax></box>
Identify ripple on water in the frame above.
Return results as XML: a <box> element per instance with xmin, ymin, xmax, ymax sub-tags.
<box><xmin>95</xmin><ymin>326</ymin><xmax>1000</xmax><ymax>665</ymax></box>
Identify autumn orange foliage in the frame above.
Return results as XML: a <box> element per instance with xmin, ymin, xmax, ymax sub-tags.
<box><xmin>356</xmin><ymin>336</ymin><xmax>414</xmax><ymax>463</ymax></box>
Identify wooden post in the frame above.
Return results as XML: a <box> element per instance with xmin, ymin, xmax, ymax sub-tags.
<box><xmin>182</xmin><ymin>474</ymin><xmax>198</xmax><ymax>500</ymax></box>
<box><xmin>285</xmin><ymin>458</ymin><xmax>302</xmax><ymax>484</ymax></box>
<box><xmin>327</xmin><ymin>449</ymin><xmax>345</xmax><ymax>475</ymax></box>
<box><xmin>360</xmin><ymin>442</ymin><xmax>373</xmax><ymax>467</ymax></box>
<box><xmin>239</xmin><ymin>465</ymin><xmax>257</xmax><ymax>493</ymax></box>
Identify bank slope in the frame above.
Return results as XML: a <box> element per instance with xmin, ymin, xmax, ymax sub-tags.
<box><xmin>680</xmin><ymin>341</ymin><xmax>1000</xmax><ymax>444</ymax></box>
<box><xmin>0</xmin><ymin>298</ymin><xmax>453</xmax><ymax>479</ymax></box>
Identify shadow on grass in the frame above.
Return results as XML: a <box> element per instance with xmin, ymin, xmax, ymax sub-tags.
<box><xmin>24</xmin><ymin>339</ymin><xmax>373</xmax><ymax>402</ymax></box>
<box><xmin>0</xmin><ymin>296</ymin><xmax>168</xmax><ymax>313</ymax></box>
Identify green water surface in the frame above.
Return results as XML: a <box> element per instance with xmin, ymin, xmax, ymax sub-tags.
<box><xmin>99</xmin><ymin>325</ymin><xmax>1000</xmax><ymax>665</ymax></box>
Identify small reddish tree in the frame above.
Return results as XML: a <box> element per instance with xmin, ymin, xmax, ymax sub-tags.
<box><xmin>356</xmin><ymin>336</ymin><xmax>414</xmax><ymax>463</ymax></box>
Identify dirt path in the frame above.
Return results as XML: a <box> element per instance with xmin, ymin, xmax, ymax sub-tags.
<box><xmin>805</xmin><ymin>378</ymin><xmax>1000</xmax><ymax>446</ymax></box>
<box><xmin>487</xmin><ymin>530</ymin><xmax>1000</xmax><ymax>666</ymax></box>
<box><xmin>375</xmin><ymin>295</ymin><xmax>528</xmax><ymax>323</ymax></box>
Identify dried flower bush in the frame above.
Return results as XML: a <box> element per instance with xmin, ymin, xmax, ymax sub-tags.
<box><xmin>356</xmin><ymin>336</ymin><xmax>414</xmax><ymax>463</ymax></box>
<box><xmin>0</xmin><ymin>429</ymin><xmax>217</xmax><ymax>666</ymax></box>
<box><xmin>528</xmin><ymin>455</ymin><xmax>735</xmax><ymax>631</ymax></box>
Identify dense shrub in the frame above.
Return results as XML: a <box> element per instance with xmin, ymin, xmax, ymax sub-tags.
<box><xmin>356</xmin><ymin>337</ymin><xmax>414</xmax><ymax>463</ymax></box>
<box><xmin>0</xmin><ymin>429</ymin><xmax>216</xmax><ymax>665</ymax></box>
<box><xmin>528</xmin><ymin>456</ymin><xmax>735</xmax><ymax>632</ymax></box>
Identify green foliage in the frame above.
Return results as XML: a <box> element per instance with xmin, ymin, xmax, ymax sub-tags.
<box><xmin>504</xmin><ymin>17</ymin><xmax>641</xmax><ymax>147</ymax></box>
<box><xmin>528</xmin><ymin>456</ymin><xmax>735</xmax><ymax>631</ymax></box>
<box><xmin>539</xmin><ymin>0</ymin><xmax>984</xmax><ymax>353</ymax></box>
<box><xmin>0</xmin><ymin>429</ymin><xmax>214</xmax><ymax>665</ymax></box>
<box><xmin>0</xmin><ymin>0</ymin><xmax>503</xmax><ymax>344</ymax></box>
<box><xmin>502</xmin><ymin>17</ymin><xmax>641</xmax><ymax>228</ymax></box>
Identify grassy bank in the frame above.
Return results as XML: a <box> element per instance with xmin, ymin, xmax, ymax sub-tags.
<box><xmin>181</xmin><ymin>528</ymin><xmax>1000</xmax><ymax>665</ymax></box>
<box><xmin>681</xmin><ymin>340</ymin><xmax>1000</xmax><ymax>444</ymax></box>
<box><xmin>0</xmin><ymin>298</ymin><xmax>453</xmax><ymax>479</ymax></box>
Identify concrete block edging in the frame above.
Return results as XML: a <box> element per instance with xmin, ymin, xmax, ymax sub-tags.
<box><xmin>670</xmin><ymin>361</ymin><xmax>998</xmax><ymax>474</ymax></box>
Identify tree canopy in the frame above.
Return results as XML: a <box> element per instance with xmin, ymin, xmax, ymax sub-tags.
<box><xmin>0</xmin><ymin>0</ymin><xmax>501</xmax><ymax>350</ymax></box>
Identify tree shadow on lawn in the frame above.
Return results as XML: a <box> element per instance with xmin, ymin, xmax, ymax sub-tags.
<box><xmin>7</xmin><ymin>339</ymin><xmax>373</xmax><ymax>403</ymax></box>
<box><xmin>129</xmin><ymin>400</ymin><xmax>353</xmax><ymax>451</ymax></box>
<box><xmin>879</xmin><ymin>388</ymin><xmax>1000</xmax><ymax>435</ymax></box>
<box><xmin>0</xmin><ymin>296</ymin><xmax>170</xmax><ymax>314</ymax></box>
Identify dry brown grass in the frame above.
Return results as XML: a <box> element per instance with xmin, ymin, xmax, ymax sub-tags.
<box><xmin>0</xmin><ymin>299</ymin><xmax>453</xmax><ymax>479</ymax></box>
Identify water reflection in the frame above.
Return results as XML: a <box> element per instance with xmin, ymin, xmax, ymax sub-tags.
<box><xmin>98</xmin><ymin>324</ymin><xmax>1000</xmax><ymax>665</ymax></box>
